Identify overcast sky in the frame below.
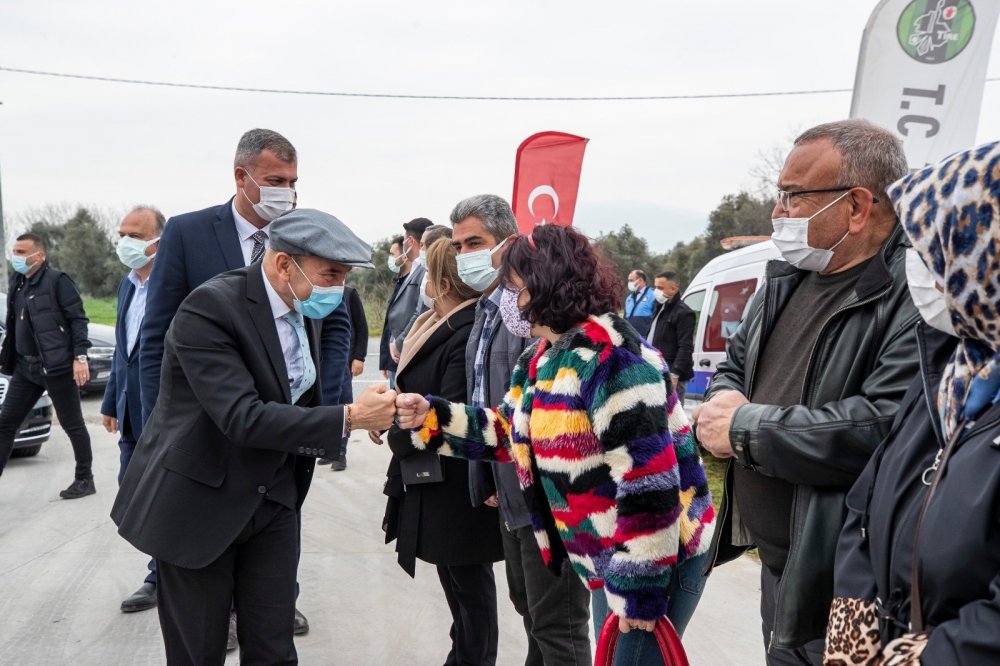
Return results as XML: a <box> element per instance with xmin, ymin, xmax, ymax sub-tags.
<box><xmin>3</xmin><ymin>1</ymin><xmax>1000</xmax><ymax>252</ymax></box>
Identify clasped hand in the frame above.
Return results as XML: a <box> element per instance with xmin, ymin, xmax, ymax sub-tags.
<box><xmin>350</xmin><ymin>384</ymin><xmax>398</xmax><ymax>431</ymax></box>
<box><xmin>395</xmin><ymin>393</ymin><xmax>430</xmax><ymax>429</ymax></box>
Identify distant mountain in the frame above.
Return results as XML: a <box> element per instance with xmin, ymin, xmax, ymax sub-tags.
<box><xmin>573</xmin><ymin>200</ymin><xmax>708</xmax><ymax>253</ymax></box>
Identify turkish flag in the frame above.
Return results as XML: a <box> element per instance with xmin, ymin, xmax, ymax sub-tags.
<box><xmin>511</xmin><ymin>131</ymin><xmax>588</xmax><ymax>235</ymax></box>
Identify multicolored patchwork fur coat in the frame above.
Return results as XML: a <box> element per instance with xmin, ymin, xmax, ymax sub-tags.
<box><xmin>411</xmin><ymin>313</ymin><xmax>715</xmax><ymax>621</ymax></box>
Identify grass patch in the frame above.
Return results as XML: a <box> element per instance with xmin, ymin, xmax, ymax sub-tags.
<box><xmin>703</xmin><ymin>455</ymin><xmax>727</xmax><ymax>512</ymax></box>
<box><xmin>83</xmin><ymin>297</ymin><xmax>117</xmax><ymax>326</ymax></box>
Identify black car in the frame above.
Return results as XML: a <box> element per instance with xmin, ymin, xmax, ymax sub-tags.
<box><xmin>0</xmin><ymin>374</ymin><xmax>53</xmax><ymax>458</ymax></box>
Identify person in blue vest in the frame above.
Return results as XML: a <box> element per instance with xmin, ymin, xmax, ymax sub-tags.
<box><xmin>624</xmin><ymin>269</ymin><xmax>655</xmax><ymax>337</ymax></box>
<box><xmin>101</xmin><ymin>206</ymin><xmax>164</xmax><ymax>613</ymax></box>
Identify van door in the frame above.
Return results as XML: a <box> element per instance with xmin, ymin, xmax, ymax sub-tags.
<box><xmin>687</xmin><ymin>268</ymin><xmax>761</xmax><ymax>401</ymax></box>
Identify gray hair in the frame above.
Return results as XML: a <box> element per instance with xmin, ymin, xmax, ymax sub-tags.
<box><xmin>449</xmin><ymin>194</ymin><xmax>518</xmax><ymax>241</ymax></box>
<box><xmin>130</xmin><ymin>205</ymin><xmax>166</xmax><ymax>232</ymax></box>
<box><xmin>233</xmin><ymin>129</ymin><xmax>297</xmax><ymax>169</ymax></box>
<box><xmin>422</xmin><ymin>224</ymin><xmax>452</xmax><ymax>246</ymax></box>
<box><xmin>794</xmin><ymin>120</ymin><xmax>908</xmax><ymax>207</ymax></box>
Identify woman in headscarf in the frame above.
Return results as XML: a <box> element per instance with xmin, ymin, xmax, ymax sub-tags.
<box><xmin>824</xmin><ymin>140</ymin><xmax>1000</xmax><ymax>664</ymax></box>
<box><xmin>395</xmin><ymin>224</ymin><xmax>716</xmax><ymax>665</ymax></box>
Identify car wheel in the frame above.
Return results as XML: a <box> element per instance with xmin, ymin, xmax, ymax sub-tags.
<box><xmin>11</xmin><ymin>444</ymin><xmax>42</xmax><ymax>458</ymax></box>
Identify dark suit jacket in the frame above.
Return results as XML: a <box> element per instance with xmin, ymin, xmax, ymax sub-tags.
<box><xmin>100</xmin><ymin>276</ymin><xmax>143</xmax><ymax>438</ymax></box>
<box><xmin>320</xmin><ymin>286</ymin><xmax>365</xmax><ymax>407</ymax></box>
<box><xmin>648</xmin><ymin>296</ymin><xmax>696</xmax><ymax>381</ymax></box>
<box><xmin>140</xmin><ymin>198</ymin><xmax>351</xmax><ymax>422</ymax></box>
<box><xmin>378</xmin><ymin>264</ymin><xmax>425</xmax><ymax>372</ymax></box>
<box><xmin>112</xmin><ymin>266</ymin><xmax>345</xmax><ymax>569</ymax></box>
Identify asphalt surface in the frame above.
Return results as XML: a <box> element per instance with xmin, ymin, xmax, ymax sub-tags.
<box><xmin>0</xmin><ymin>339</ymin><xmax>764</xmax><ymax>665</ymax></box>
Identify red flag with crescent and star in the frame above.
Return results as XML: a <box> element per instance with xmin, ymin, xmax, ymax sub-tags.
<box><xmin>511</xmin><ymin>131</ymin><xmax>588</xmax><ymax>235</ymax></box>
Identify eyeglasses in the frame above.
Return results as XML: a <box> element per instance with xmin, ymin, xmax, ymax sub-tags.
<box><xmin>775</xmin><ymin>186</ymin><xmax>879</xmax><ymax>211</ymax></box>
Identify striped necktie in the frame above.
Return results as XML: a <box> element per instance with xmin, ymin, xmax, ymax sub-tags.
<box><xmin>250</xmin><ymin>230</ymin><xmax>268</xmax><ymax>264</ymax></box>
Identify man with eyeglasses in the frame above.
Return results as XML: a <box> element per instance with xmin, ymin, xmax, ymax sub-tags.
<box><xmin>693</xmin><ymin>119</ymin><xmax>921</xmax><ymax>665</ymax></box>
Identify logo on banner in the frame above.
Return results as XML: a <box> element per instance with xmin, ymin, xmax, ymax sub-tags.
<box><xmin>527</xmin><ymin>185</ymin><xmax>559</xmax><ymax>225</ymax></box>
<box><xmin>897</xmin><ymin>0</ymin><xmax>976</xmax><ymax>63</ymax></box>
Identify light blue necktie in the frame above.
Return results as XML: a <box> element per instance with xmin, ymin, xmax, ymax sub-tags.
<box><xmin>280</xmin><ymin>311</ymin><xmax>316</xmax><ymax>404</ymax></box>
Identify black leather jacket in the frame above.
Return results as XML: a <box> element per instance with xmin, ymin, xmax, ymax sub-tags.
<box><xmin>704</xmin><ymin>224</ymin><xmax>921</xmax><ymax>649</ymax></box>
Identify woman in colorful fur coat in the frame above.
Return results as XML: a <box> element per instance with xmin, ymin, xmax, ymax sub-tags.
<box><xmin>824</xmin><ymin>141</ymin><xmax>1000</xmax><ymax>665</ymax></box>
<box><xmin>395</xmin><ymin>224</ymin><xmax>716</xmax><ymax>665</ymax></box>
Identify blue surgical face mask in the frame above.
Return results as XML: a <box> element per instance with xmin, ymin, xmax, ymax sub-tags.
<box><xmin>117</xmin><ymin>236</ymin><xmax>159</xmax><ymax>270</ymax></box>
<box><xmin>288</xmin><ymin>258</ymin><xmax>344</xmax><ymax>319</ymax></box>
<box><xmin>387</xmin><ymin>253</ymin><xmax>403</xmax><ymax>274</ymax></box>
<box><xmin>456</xmin><ymin>237</ymin><xmax>507</xmax><ymax>291</ymax></box>
<box><xmin>11</xmin><ymin>251</ymin><xmax>41</xmax><ymax>275</ymax></box>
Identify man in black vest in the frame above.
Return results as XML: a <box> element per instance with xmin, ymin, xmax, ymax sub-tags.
<box><xmin>646</xmin><ymin>271</ymin><xmax>696</xmax><ymax>403</ymax></box>
<box><xmin>0</xmin><ymin>233</ymin><xmax>94</xmax><ymax>498</ymax></box>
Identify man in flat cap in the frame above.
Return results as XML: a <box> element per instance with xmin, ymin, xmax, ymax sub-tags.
<box><xmin>112</xmin><ymin>209</ymin><xmax>396</xmax><ymax>665</ymax></box>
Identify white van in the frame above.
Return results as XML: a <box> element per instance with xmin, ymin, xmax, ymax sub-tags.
<box><xmin>680</xmin><ymin>239</ymin><xmax>782</xmax><ymax>404</ymax></box>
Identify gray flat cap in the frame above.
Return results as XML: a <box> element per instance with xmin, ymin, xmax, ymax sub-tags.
<box><xmin>269</xmin><ymin>208</ymin><xmax>374</xmax><ymax>268</ymax></box>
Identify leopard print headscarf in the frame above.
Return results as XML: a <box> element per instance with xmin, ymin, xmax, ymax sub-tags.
<box><xmin>890</xmin><ymin>140</ymin><xmax>1000</xmax><ymax>439</ymax></box>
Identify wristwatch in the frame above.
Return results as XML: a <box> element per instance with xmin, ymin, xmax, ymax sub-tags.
<box><xmin>75</xmin><ymin>355</ymin><xmax>88</xmax><ymax>364</ymax></box>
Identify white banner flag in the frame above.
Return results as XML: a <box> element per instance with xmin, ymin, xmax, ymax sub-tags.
<box><xmin>851</xmin><ymin>0</ymin><xmax>1000</xmax><ymax>168</ymax></box>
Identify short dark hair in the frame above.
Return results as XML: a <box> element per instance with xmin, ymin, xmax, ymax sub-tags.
<box><xmin>500</xmin><ymin>225</ymin><xmax>623</xmax><ymax>334</ymax></box>
<box><xmin>402</xmin><ymin>217</ymin><xmax>433</xmax><ymax>241</ymax></box>
<box><xmin>656</xmin><ymin>271</ymin><xmax>678</xmax><ymax>283</ymax></box>
<box><xmin>422</xmin><ymin>224</ymin><xmax>452</xmax><ymax>246</ymax></box>
<box><xmin>632</xmin><ymin>270</ymin><xmax>647</xmax><ymax>282</ymax></box>
<box><xmin>390</xmin><ymin>235</ymin><xmax>405</xmax><ymax>250</ymax></box>
<box><xmin>234</xmin><ymin>129</ymin><xmax>296</xmax><ymax>169</ymax></box>
<box><xmin>16</xmin><ymin>233</ymin><xmax>46</xmax><ymax>252</ymax></box>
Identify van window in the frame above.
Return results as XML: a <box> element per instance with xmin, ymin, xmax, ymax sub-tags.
<box><xmin>704</xmin><ymin>279</ymin><xmax>757</xmax><ymax>352</ymax></box>
<box><xmin>682</xmin><ymin>290</ymin><xmax>706</xmax><ymax>330</ymax></box>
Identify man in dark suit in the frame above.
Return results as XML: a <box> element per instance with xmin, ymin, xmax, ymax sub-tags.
<box><xmin>138</xmin><ymin>128</ymin><xmax>351</xmax><ymax>639</ymax></box>
<box><xmin>100</xmin><ymin>206</ymin><xmax>165</xmax><ymax>613</ymax></box>
<box><xmin>379</xmin><ymin>218</ymin><xmax>432</xmax><ymax>386</ymax></box>
<box><xmin>647</xmin><ymin>271</ymin><xmax>696</xmax><ymax>403</ymax></box>
<box><xmin>113</xmin><ymin>209</ymin><xmax>397</xmax><ymax>665</ymax></box>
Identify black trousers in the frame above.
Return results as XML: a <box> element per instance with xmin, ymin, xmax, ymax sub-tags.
<box><xmin>501</xmin><ymin>517</ymin><xmax>591</xmax><ymax>666</ymax></box>
<box><xmin>760</xmin><ymin>565</ymin><xmax>824</xmax><ymax>666</ymax></box>
<box><xmin>436</xmin><ymin>563</ymin><xmax>498</xmax><ymax>666</ymax></box>
<box><xmin>156</xmin><ymin>500</ymin><xmax>298</xmax><ymax>666</ymax></box>
<box><xmin>0</xmin><ymin>358</ymin><xmax>91</xmax><ymax>478</ymax></box>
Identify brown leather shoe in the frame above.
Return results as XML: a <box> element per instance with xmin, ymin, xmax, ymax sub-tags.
<box><xmin>294</xmin><ymin>608</ymin><xmax>309</xmax><ymax>635</ymax></box>
<box><xmin>226</xmin><ymin>611</ymin><xmax>237</xmax><ymax>651</ymax></box>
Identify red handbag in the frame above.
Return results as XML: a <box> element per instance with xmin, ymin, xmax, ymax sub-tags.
<box><xmin>594</xmin><ymin>613</ymin><xmax>689</xmax><ymax>666</ymax></box>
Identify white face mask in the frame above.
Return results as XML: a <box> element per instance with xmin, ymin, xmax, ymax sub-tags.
<box><xmin>456</xmin><ymin>238</ymin><xmax>507</xmax><ymax>291</ymax></box>
<box><xmin>627</xmin><ymin>281</ymin><xmax>637</xmax><ymax>292</ymax></box>
<box><xmin>905</xmin><ymin>248</ymin><xmax>956</xmax><ymax>336</ymax></box>
<box><xmin>771</xmin><ymin>191</ymin><xmax>851</xmax><ymax>272</ymax></box>
<box><xmin>387</xmin><ymin>253</ymin><xmax>403</xmax><ymax>274</ymax></box>
<box><xmin>653</xmin><ymin>288</ymin><xmax>668</xmax><ymax>304</ymax></box>
<box><xmin>420</xmin><ymin>273</ymin><xmax>437</xmax><ymax>310</ymax></box>
<box><xmin>242</xmin><ymin>171</ymin><xmax>296</xmax><ymax>222</ymax></box>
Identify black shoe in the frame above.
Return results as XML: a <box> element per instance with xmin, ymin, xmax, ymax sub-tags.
<box><xmin>120</xmin><ymin>582</ymin><xmax>157</xmax><ymax>613</ymax></box>
<box><xmin>294</xmin><ymin>608</ymin><xmax>310</xmax><ymax>635</ymax></box>
<box><xmin>317</xmin><ymin>458</ymin><xmax>334</xmax><ymax>465</ymax></box>
<box><xmin>60</xmin><ymin>477</ymin><xmax>96</xmax><ymax>499</ymax></box>
<box><xmin>227</xmin><ymin>611</ymin><xmax>238</xmax><ymax>651</ymax></box>
<box><xmin>330</xmin><ymin>459</ymin><xmax>347</xmax><ymax>471</ymax></box>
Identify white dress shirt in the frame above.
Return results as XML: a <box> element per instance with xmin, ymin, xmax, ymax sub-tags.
<box><xmin>125</xmin><ymin>271</ymin><xmax>149</xmax><ymax>355</ymax></box>
<box><xmin>260</xmin><ymin>266</ymin><xmax>306</xmax><ymax>395</ymax></box>
<box><xmin>232</xmin><ymin>202</ymin><xmax>272</xmax><ymax>266</ymax></box>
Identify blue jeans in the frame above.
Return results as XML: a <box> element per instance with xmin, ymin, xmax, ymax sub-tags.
<box><xmin>591</xmin><ymin>552</ymin><xmax>709</xmax><ymax>665</ymax></box>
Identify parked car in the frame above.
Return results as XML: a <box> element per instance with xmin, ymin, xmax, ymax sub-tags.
<box><xmin>680</xmin><ymin>239</ymin><xmax>781</xmax><ymax>407</ymax></box>
<box><xmin>0</xmin><ymin>374</ymin><xmax>53</xmax><ymax>458</ymax></box>
<box><xmin>0</xmin><ymin>293</ymin><xmax>116</xmax><ymax>394</ymax></box>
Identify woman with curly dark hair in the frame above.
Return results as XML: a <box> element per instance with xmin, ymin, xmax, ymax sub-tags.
<box><xmin>395</xmin><ymin>224</ymin><xmax>716</xmax><ymax>665</ymax></box>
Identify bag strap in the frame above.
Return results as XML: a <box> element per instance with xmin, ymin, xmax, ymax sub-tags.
<box><xmin>909</xmin><ymin>422</ymin><xmax>964</xmax><ymax>632</ymax></box>
<box><xmin>594</xmin><ymin>612</ymin><xmax>689</xmax><ymax>666</ymax></box>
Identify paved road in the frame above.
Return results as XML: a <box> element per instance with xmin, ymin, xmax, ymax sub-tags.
<box><xmin>0</xmin><ymin>343</ymin><xmax>765</xmax><ymax>665</ymax></box>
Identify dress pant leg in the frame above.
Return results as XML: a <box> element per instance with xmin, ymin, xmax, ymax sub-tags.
<box><xmin>674</xmin><ymin>382</ymin><xmax>686</xmax><ymax>405</ymax></box>
<box><xmin>436</xmin><ymin>564</ymin><xmax>498</xmax><ymax>666</ymax></box>
<box><xmin>516</xmin><ymin>524</ymin><xmax>592</xmax><ymax>666</ymax></box>
<box><xmin>0</xmin><ymin>363</ymin><xmax>45</xmax><ymax>474</ymax></box>
<box><xmin>499</xmin><ymin>516</ymin><xmax>542</xmax><ymax>666</ymax></box>
<box><xmin>43</xmin><ymin>371</ymin><xmax>93</xmax><ymax>478</ymax></box>
<box><xmin>233</xmin><ymin>502</ymin><xmax>299</xmax><ymax>666</ymax></box>
<box><xmin>156</xmin><ymin>552</ymin><xmax>236</xmax><ymax>665</ymax></box>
